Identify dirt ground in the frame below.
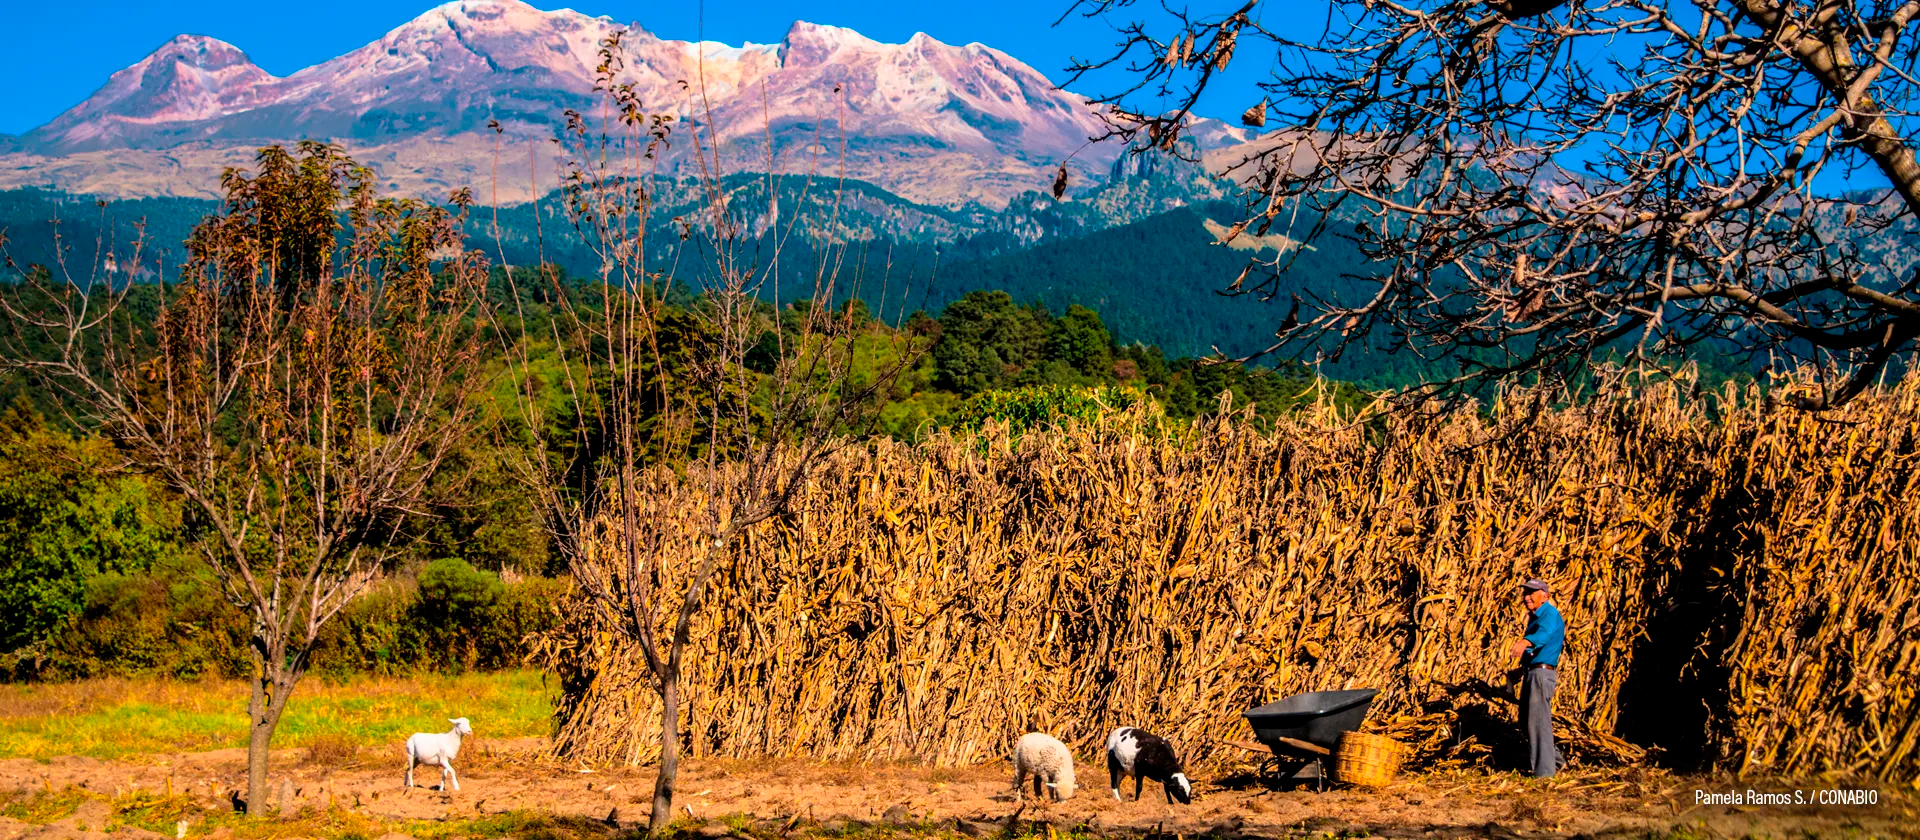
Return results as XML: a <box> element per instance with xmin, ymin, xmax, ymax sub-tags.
<box><xmin>0</xmin><ymin>738</ymin><xmax>1910</xmax><ymax>839</ymax></box>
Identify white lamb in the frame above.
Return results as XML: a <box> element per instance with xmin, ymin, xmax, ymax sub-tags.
<box><xmin>405</xmin><ymin>717</ymin><xmax>473</xmax><ymax>791</ymax></box>
<box><xmin>1011</xmin><ymin>732</ymin><xmax>1077</xmax><ymax>802</ymax></box>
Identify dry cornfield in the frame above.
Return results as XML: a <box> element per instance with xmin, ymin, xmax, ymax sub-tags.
<box><xmin>537</xmin><ymin>375</ymin><xmax>1920</xmax><ymax>783</ymax></box>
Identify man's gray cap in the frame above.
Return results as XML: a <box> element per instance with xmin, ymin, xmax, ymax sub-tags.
<box><xmin>1521</xmin><ymin>579</ymin><xmax>1551</xmax><ymax>593</ymax></box>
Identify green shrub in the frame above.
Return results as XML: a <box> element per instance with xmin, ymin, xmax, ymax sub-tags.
<box><xmin>952</xmin><ymin>384</ymin><xmax>1155</xmax><ymax>435</ymax></box>
<box><xmin>312</xmin><ymin>581</ymin><xmax>423</xmax><ymax>677</ymax></box>
<box><xmin>0</xmin><ymin>401</ymin><xmax>185</xmax><ymax>664</ymax></box>
<box><xmin>308</xmin><ymin>570</ymin><xmax>564</xmax><ymax>677</ymax></box>
<box><xmin>7</xmin><ymin>557</ymin><xmax>563</xmax><ymax>681</ymax></box>
<box><xmin>418</xmin><ymin>558</ymin><xmax>504</xmax><ymax>617</ymax></box>
<box><xmin>21</xmin><ymin>560</ymin><xmax>248</xmax><ymax>681</ymax></box>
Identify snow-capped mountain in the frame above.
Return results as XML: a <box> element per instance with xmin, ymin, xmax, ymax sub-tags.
<box><xmin>28</xmin><ymin>35</ymin><xmax>281</xmax><ymax>149</ymax></box>
<box><xmin>6</xmin><ymin>0</ymin><xmax>1240</xmax><ymax>206</ymax></box>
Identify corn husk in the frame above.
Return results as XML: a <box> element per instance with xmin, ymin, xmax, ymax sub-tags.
<box><xmin>539</xmin><ymin>373</ymin><xmax>1920</xmax><ymax>783</ymax></box>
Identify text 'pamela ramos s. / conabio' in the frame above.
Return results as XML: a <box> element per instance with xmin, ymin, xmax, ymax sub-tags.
<box><xmin>1693</xmin><ymin>788</ymin><xmax>1881</xmax><ymax>806</ymax></box>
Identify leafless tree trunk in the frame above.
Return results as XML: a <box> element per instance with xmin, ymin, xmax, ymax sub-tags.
<box><xmin>0</xmin><ymin>142</ymin><xmax>493</xmax><ymax>813</ymax></box>
<box><xmin>1065</xmin><ymin>0</ymin><xmax>1920</xmax><ymax>407</ymax></box>
<box><xmin>493</xmin><ymin>32</ymin><xmax>924</xmax><ymax>834</ymax></box>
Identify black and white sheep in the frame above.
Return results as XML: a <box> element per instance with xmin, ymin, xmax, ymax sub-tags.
<box><xmin>1011</xmin><ymin>732</ymin><xmax>1078</xmax><ymax>802</ymax></box>
<box><xmin>405</xmin><ymin>717</ymin><xmax>473</xmax><ymax>791</ymax></box>
<box><xmin>1105</xmin><ymin>727</ymin><xmax>1192</xmax><ymax>804</ymax></box>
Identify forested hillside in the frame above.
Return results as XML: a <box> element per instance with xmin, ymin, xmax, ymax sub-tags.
<box><xmin>0</xmin><ymin>178</ymin><xmax>1409</xmax><ymax>381</ymax></box>
<box><xmin>0</xmin><ymin>210</ymin><xmax>1368</xmax><ymax>679</ymax></box>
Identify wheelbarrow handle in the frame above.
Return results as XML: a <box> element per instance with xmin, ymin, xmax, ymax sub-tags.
<box><xmin>1218</xmin><ymin>739</ymin><xmax>1274</xmax><ymax>754</ymax></box>
<box><xmin>1221</xmin><ymin>737</ymin><xmax>1332</xmax><ymax>757</ymax></box>
<box><xmin>1272</xmin><ymin>736</ymin><xmax>1332</xmax><ymax>757</ymax></box>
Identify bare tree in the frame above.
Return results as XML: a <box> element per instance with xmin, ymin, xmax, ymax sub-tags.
<box><xmin>1065</xmin><ymin>0</ymin><xmax>1920</xmax><ymax>407</ymax></box>
<box><xmin>495</xmin><ymin>33</ymin><xmax>924</xmax><ymax>834</ymax></box>
<box><xmin>0</xmin><ymin>142</ymin><xmax>493</xmax><ymax>812</ymax></box>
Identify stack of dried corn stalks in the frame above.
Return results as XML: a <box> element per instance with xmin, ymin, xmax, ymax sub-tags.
<box><xmin>537</xmin><ymin>374</ymin><xmax>1920</xmax><ymax>782</ymax></box>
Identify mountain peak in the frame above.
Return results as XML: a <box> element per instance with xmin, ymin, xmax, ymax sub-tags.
<box><xmin>412</xmin><ymin>0</ymin><xmax>562</xmax><ymax>27</ymax></box>
<box><xmin>433</xmin><ymin>0</ymin><xmax>540</xmax><ymax>10</ymax></box>
<box><xmin>24</xmin><ymin>33</ymin><xmax>277</xmax><ymax>150</ymax></box>
<box><xmin>780</xmin><ymin>21</ymin><xmax>880</xmax><ymax>66</ymax></box>
<box><xmin>383</xmin><ymin>0</ymin><xmax>600</xmax><ymax>42</ymax></box>
<box><xmin>129</xmin><ymin>34</ymin><xmax>264</xmax><ymax>78</ymax></box>
<box><xmin>159</xmin><ymin>34</ymin><xmax>252</xmax><ymax>58</ymax></box>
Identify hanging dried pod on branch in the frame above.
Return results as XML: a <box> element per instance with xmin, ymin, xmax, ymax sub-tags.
<box><xmin>1213</xmin><ymin>27</ymin><xmax>1237</xmax><ymax>69</ymax></box>
<box><xmin>1242</xmin><ymin>98</ymin><xmax>1268</xmax><ymax>128</ymax></box>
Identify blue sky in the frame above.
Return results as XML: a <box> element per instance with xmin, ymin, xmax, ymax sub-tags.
<box><xmin>0</xmin><ymin>0</ymin><xmax>1281</xmax><ymax>135</ymax></box>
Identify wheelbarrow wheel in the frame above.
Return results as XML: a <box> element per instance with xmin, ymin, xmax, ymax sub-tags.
<box><xmin>1256</xmin><ymin>756</ymin><xmax>1280</xmax><ymax>779</ymax></box>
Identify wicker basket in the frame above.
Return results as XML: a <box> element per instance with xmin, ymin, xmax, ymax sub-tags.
<box><xmin>1334</xmin><ymin>731</ymin><xmax>1405</xmax><ymax>787</ymax></box>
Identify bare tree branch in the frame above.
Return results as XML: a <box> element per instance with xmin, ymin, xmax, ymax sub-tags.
<box><xmin>1067</xmin><ymin>0</ymin><xmax>1920</xmax><ymax>407</ymax></box>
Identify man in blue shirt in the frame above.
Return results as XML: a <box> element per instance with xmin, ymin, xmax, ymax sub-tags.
<box><xmin>1507</xmin><ymin>578</ymin><xmax>1564</xmax><ymax>777</ymax></box>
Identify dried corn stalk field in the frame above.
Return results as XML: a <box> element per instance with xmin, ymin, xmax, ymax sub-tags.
<box><xmin>539</xmin><ymin>377</ymin><xmax>1920</xmax><ymax>783</ymax></box>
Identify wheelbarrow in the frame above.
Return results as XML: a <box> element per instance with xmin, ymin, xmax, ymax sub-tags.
<box><xmin>1232</xmin><ymin>689</ymin><xmax>1379</xmax><ymax>791</ymax></box>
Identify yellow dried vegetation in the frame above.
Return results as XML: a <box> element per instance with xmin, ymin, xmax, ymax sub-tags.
<box><xmin>538</xmin><ymin>375</ymin><xmax>1920</xmax><ymax>783</ymax></box>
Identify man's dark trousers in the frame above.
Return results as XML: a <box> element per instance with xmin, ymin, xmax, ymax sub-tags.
<box><xmin>1521</xmin><ymin>666</ymin><xmax>1558</xmax><ymax>777</ymax></box>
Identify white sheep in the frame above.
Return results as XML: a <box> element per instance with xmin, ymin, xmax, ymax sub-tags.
<box><xmin>405</xmin><ymin>717</ymin><xmax>473</xmax><ymax>791</ymax></box>
<box><xmin>1011</xmin><ymin>732</ymin><xmax>1077</xmax><ymax>802</ymax></box>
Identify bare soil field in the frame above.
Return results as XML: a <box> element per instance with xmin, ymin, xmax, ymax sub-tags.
<box><xmin>0</xmin><ymin>739</ymin><xmax>1909</xmax><ymax>840</ymax></box>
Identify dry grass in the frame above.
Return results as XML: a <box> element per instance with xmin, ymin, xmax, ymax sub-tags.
<box><xmin>300</xmin><ymin>733</ymin><xmax>364</xmax><ymax>769</ymax></box>
<box><xmin>541</xmin><ymin>374</ymin><xmax>1920</xmax><ymax>783</ymax></box>
<box><xmin>0</xmin><ymin>784</ymin><xmax>623</xmax><ymax>840</ymax></box>
<box><xmin>0</xmin><ymin>677</ymin><xmax>224</xmax><ymax>721</ymax></box>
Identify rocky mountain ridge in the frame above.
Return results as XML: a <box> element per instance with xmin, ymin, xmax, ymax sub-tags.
<box><xmin>3</xmin><ymin>0</ymin><xmax>1248</xmax><ymax>208</ymax></box>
